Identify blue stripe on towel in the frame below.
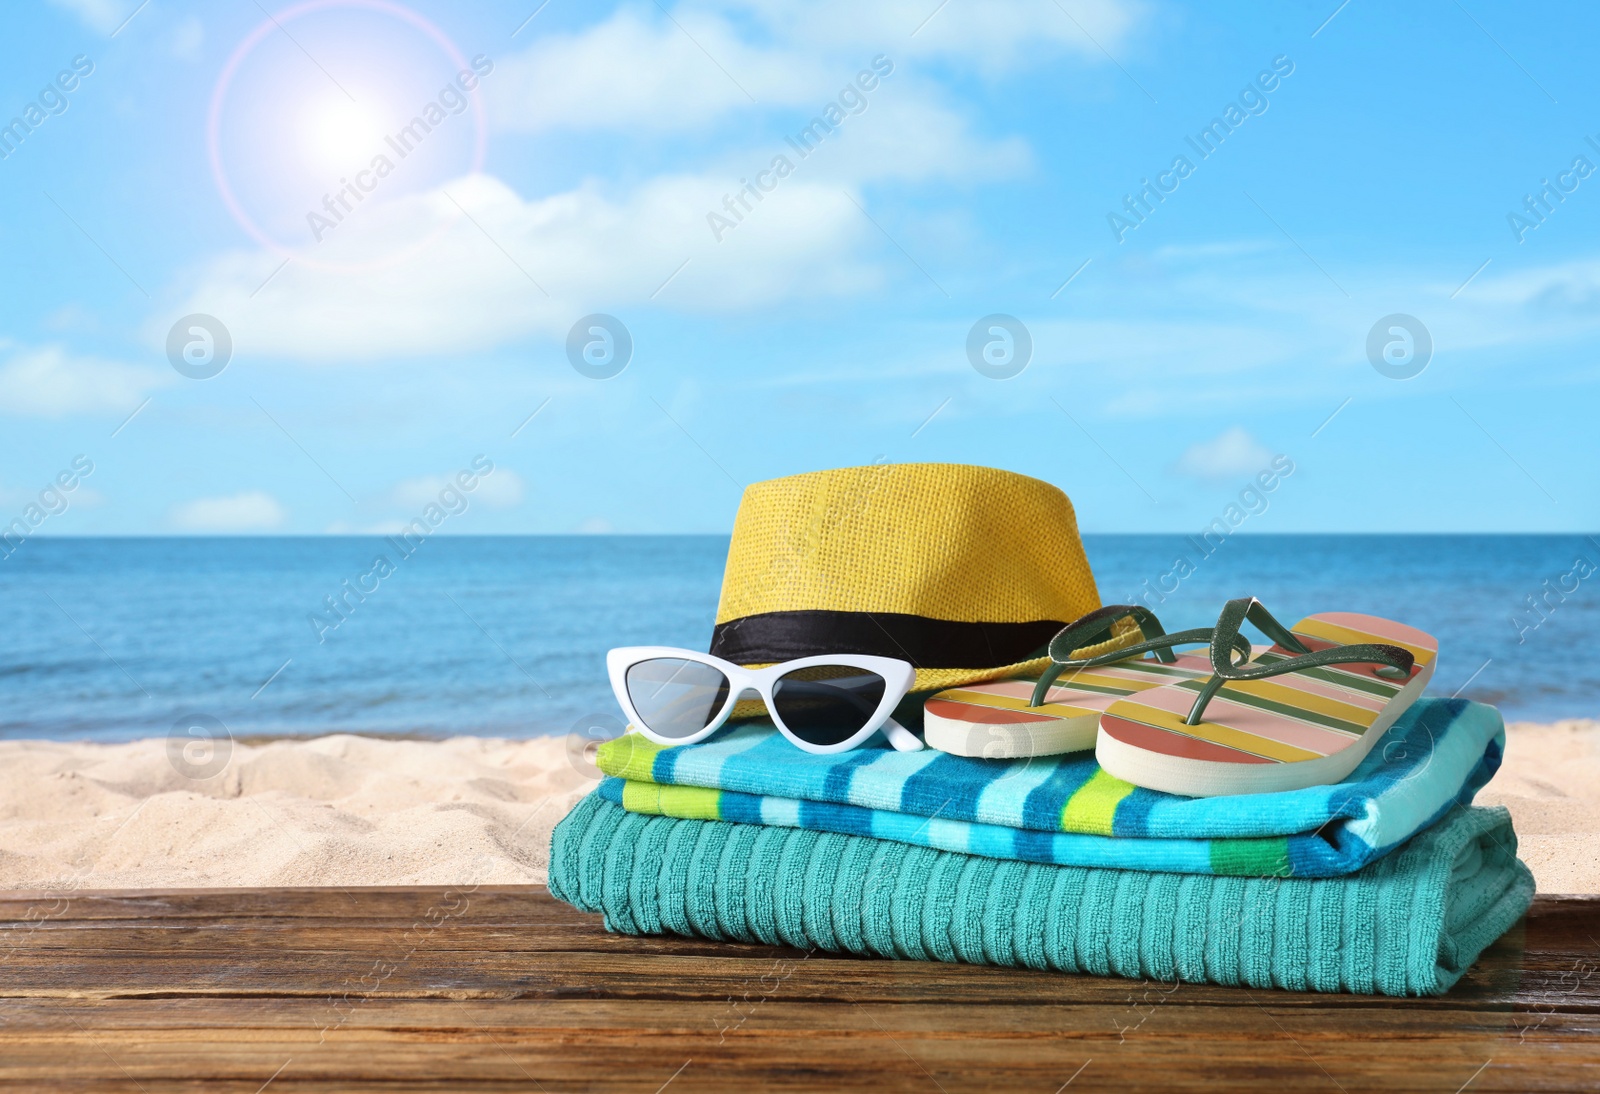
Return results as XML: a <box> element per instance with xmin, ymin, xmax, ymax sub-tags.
<box><xmin>594</xmin><ymin>699</ymin><xmax>1507</xmax><ymax>878</ymax></box>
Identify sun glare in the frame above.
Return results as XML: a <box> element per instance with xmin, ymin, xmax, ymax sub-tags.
<box><xmin>210</xmin><ymin>0</ymin><xmax>488</xmax><ymax>267</ymax></box>
<box><xmin>301</xmin><ymin>97</ymin><xmax>384</xmax><ymax>174</ymax></box>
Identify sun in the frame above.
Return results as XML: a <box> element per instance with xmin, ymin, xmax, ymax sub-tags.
<box><xmin>300</xmin><ymin>97</ymin><xmax>384</xmax><ymax>175</ymax></box>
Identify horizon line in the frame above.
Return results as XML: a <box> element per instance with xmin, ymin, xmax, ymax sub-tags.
<box><xmin>6</xmin><ymin>531</ymin><xmax>1594</xmax><ymax>540</ymax></box>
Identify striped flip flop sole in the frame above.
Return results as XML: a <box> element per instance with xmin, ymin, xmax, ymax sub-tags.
<box><xmin>1095</xmin><ymin>612</ymin><xmax>1438</xmax><ymax>796</ymax></box>
<box><xmin>923</xmin><ymin>650</ymin><xmax>1230</xmax><ymax>758</ymax></box>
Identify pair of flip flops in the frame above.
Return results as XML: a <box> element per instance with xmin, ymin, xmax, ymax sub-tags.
<box><xmin>924</xmin><ymin>598</ymin><xmax>1437</xmax><ymax>797</ymax></box>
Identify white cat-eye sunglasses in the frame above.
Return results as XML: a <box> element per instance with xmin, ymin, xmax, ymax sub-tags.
<box><xmin>606</xmin><ymin>647</ymin><xmax>923</xmax><ymax>754</ymax></box>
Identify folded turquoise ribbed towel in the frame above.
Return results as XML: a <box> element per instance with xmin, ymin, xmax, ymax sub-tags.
<box><xmin>549</xmin><ymin>794</ymin><xmax>1533</xmax><ymax>996</ymax></box>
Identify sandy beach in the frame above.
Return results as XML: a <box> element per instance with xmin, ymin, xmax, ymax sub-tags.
<box><xmin>0</xmin><ymin>734</ymin><xmax>591</xmax><ymax>891</ymax></box>
<box><xmin>0</xmin><ymin>721</ymin><xmax>1592</xmax><ymax>894</ymax></box>
<box><xmin>1475</xmin><ymin>720</ymin><xmax>1600</xmax><ymax>895</ymax></box>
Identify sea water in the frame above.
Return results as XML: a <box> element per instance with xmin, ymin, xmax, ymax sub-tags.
<box><xmin>0</xmin><ymin>534</ymin><xmax>1594</xmax><ymax>740</ymax></box>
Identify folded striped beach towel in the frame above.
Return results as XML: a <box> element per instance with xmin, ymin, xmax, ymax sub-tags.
<box><xmin>595</xmin><ymin>697</ymin><xmax>1504</xmax><ymax>878</ymax></box>
<box><xmin>550</xmin><ymin>794</ymin><xmax>1534</xmax><ymax>996</ymax></box>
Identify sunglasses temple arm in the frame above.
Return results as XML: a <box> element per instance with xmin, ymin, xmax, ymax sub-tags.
<box><xmin>881</xmin><ymin>716</ymin><xmax>924</xmax><ymax>752</ymax></box>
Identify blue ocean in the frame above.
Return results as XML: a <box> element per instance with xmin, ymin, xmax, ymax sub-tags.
<box><xmin>1</xmin><ymin>535</ymin><xmax>1595</xmax><ymax>740</ymax></box>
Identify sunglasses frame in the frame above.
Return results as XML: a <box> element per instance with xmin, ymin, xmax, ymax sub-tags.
<box><xmin>606</xmin><ymin>646</ymin><xmax>922</xmax><ymax>753</ymax></box>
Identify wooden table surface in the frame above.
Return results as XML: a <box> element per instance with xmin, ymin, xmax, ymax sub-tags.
<box><xmin>0</xmin><ymin>886</ymin><xmax>1595</xmax><ymax>1092</ymax></box>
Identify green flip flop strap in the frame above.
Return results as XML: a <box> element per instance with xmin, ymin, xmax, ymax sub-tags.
<box><xmin>1183</xmin><ymin>597</ymin><xmax>1416</xmax><ymax>726</ymax></box>
<box><xmin>1045</xmin><ymin>603</ymin><xmax>1173</xmax><ymax>663</ymax></box>
<box><xmin>1029</xmin><ymin>605</ymin><xmax>1250</xmax><ymax>708</ymax></box>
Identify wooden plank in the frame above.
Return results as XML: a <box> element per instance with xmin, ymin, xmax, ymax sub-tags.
<box><xmin>0</xmin><ymin>887</ymin><xmax>1594</xmax><ymax>1092</ymax></box>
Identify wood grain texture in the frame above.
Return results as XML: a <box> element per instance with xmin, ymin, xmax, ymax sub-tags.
<box><xmin>0</xmin><ymin>887</ymin><xmax>1595</xmax><ymax>1092</ymax></box>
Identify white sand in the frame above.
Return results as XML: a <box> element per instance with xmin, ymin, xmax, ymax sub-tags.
<box><xmin>0</xmin><ymin>735</ymin><xmax>591</xmax><ymax>891</ymax></box>
<box><xmin>0</xmin><ymin>722</ymin><xmax>1592</xmax><ymax>893</ymax></box>
<box><xmin>1478</xmin><ymin>720</ymin><xmax>1600</xmax><ymax>895</ymax></box>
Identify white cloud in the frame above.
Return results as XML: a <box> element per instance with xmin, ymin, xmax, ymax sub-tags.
<box><xmin>392</xmin><ymin>475</ymin><xmax>453</xmax><ymax>509</ymax></box>
<box><xmin>168</xmin><ymin>16</ymin><xmax>204</xmax><ymax>61</ymax></box>
<box><xmin>392</xmin><ymin>467</ymin><xmax>525</xmax><ymax>510</ymax></box>
<box><xmin>1174</xmin><ymin>427</ymin><xmax>1275</xmax><ymax>481</ymax></box>
<box><xmin>495</xmin><ymin>30</ymin><xmax>1022</xmax><ymax>181</ymax></box>
<box><xmin>170</xmin><ymin>491</ymin><xmax>286</xmax><ymax>532</ymax></box>
<box><xmin>1021</xmin><ymin>257</ymin><xmax>1600</xmax><ymax>421</ymax></box>
<box><xmin>43</xmin><ymin>304</ymin><xmax>97</xmax><ymax>333</ymax></box>
<box><xmin>1043</xmin><ymin>317</ymin><xmax>1296</xmax><ymax>376</ymax></box>
<box><xmin>170</xmin><ymin>172</ymin><xmax>879</xmax><ymax>361</ymax></box>
<box><xmin>473</xmin><ymin>468</ymin><xmax>526</xmax><ymax>508</ymax></box>
<box><xmin>805</xmin><ymin>93</ymin><xmax>1031</xmax><ymax>184</ymax></box>
<box><xmin>731</xmin><ymin>245</ymin><xmax>1600</xmax><ymax>427</ymax></box>
<box><xmin>0</xmin><ymin>479</ymin><xmax>101</xmax><ymax>509</ymax></box>
<box><xmin>1151</xmin><ymin>240</ymin><xmax>1277</xmax><ymax>263</ymax></box>
<box><xmin>491</xmin><ymin>1</ymin><xmax>1145</xmax><ymax>134</ymax></box>
<box><xmin>0</xmin><ymin>344</ymin><xmax>172</xmax><ymax>417</ymax></box>
<box><xmin>166</xmin><ymin>0</ymin><xmax>1090</xmax><ymax>365</ymax></box>
<box><xmin>708</xmin><ymin>0</ymin><xmax>1143</xmax><ymax>72</ymax></box>
<box><xmin>491</xmin><ymin>9</ymin><xmax>825</xmax><ymax>134</ymax></box>
<box><xmin>1456</xmin><ymin>258</ymin><xmax>1600</xmax><ymax>312</ymax></box>
<box><xmin>575</xmin><ymin>516</ymin><xmax>614</xmax><ymax>533</ymax></box>
<box><xmin>49</xmin><ymin>0</ymin><xmax>126</xmax><ymax>34</ymax></box>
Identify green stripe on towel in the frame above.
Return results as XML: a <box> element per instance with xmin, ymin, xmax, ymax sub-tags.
<box><xmin>621</xmin><ymin>780</ymin><xmax>724</xmax><ymax>819</ymax></box>
<box><xmin>596</xmin><ymin>732</ymin><xmax>668</xmax><ymax>782</ymax></box>
<box><xmin>1059</xmin><ymin>768</ymin><xmax>1137</xmax><ymax>836</ymax></box>
<box><xmin>1209</xmin><ymin>836</ymin><xmax>1292</xmax><ymax>877</ymax></box>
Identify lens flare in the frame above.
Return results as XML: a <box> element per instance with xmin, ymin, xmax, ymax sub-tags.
<box><xmin>207</xmin><ymin>0</ymin><xmax>487</xmax><ymax>273</ymax></box>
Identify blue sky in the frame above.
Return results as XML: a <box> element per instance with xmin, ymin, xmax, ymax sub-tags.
<box><xmin>1</xmin><ymin>0</ymin><xmax>1596</xmax><ymax>535</ymax></box>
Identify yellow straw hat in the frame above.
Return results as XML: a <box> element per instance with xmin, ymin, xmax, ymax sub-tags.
<box><xmin>710</xmin><ymin>462</ymin><xmax>1123</xmax><ymax>693</ymax></box>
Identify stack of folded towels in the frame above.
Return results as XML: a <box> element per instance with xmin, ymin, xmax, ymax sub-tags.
<box><xmin>549</xmin><ymin>697</ymin><xmax>1535</xmax><ymax>996</ymax></box>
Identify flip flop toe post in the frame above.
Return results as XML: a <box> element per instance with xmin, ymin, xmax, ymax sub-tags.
<box><xmin>923</xmin><ymin>655</ymin><xmax>1218</xmax><ymax>758</ymax></box>
<box><xmin>922</xmin><ymin>604</ymin><xmax>1244</xmax><ymax>759</ymax></box>
<box><xmin>1095</xmin><ymin>603</ymin><xmax>1438</xmax><ymax>797</ymax></box>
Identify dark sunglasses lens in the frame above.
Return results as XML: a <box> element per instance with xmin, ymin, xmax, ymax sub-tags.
<box><xmin>771</xmin><ymin>665</ymin><xmax>887</xmax><ymax>746</ymax></box>
<box><xmin>624</xmin><ymin>658</ymin><xmax>731</xmax><ymax>740</ymax></box>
